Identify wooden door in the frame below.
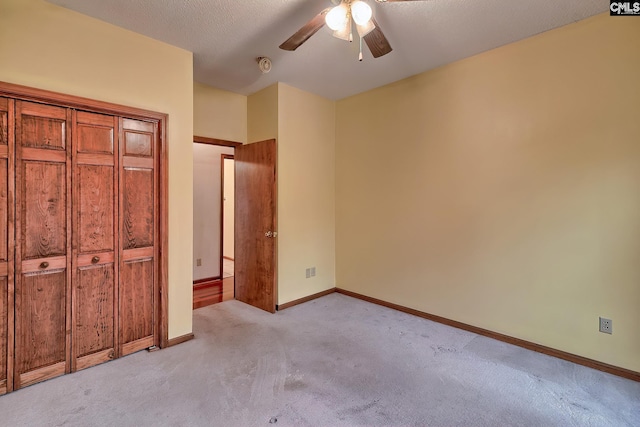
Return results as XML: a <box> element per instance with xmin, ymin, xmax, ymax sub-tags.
<box><xmin>119</xmin><ymin>118</ymin><xmax>158</xmax><ymax>356</ymax></box>
<box><xmin>72</xmin><ymin>111</ymin><xmax>118</xmax><ymax>371</ymax></box>
<box><xmin>14</xmin><ymin>101</ymin><xmax>71</xmax><ymax>389</ymax></box>
<box><xmin>235</xmin><ymin>139</ymin><xmax>277</xmax><ymax>313</ymax></box>
<box><xmin>0</xmin><ymin>97</ymin><xmax>14</xmax><ymax>394</ymax></box>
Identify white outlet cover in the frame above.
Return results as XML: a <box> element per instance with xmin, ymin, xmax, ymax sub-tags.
<box><xmin>599</xmin><ymin>317</ymin><xmax>612</xmax><ymax>334</ymax></box>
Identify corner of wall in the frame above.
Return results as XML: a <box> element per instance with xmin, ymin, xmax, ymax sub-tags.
<box><xmin>276</xmin><ymin>84</ymin><xmax>337</xmax><ymax>305</ymax></box>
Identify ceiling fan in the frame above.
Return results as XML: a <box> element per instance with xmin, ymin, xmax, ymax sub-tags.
<box><xmin>280</xmin><ymin>0</ymin><xmax>429</xmax><ymax>60</ymax></box>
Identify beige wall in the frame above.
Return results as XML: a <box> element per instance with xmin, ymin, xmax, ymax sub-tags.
<box><xmin>336</xmin><ymin>15</ymin><xmax>640</xmax><ymax>371</ymax></box>
<box><xmin>248</xmin><ymin>83</ymin><xmax>336</xmax><ymax>305</ymax></box>
<box><xmin>194</xmin><ymin>82</ymin><xmax>247</xmax><ymax>143</ymax></box>
<box><xmin>336</xmin><ymin>14</ymin><xmax>640</xmax><ymax>372</ymax></box>
<box><xmin>247</xmin><ymin>84</ymin><xmax>278</xmax><ymax>143</ymax></box>
<box><xmin>277</xmin><ymin>84</ymin><xmax>336</xmax><ymax>304</ymax></box>
<box><xmin>0</xmin><ymin>0</ymin><xmax>194</xmax><ymax>339</ymax></box>
<box><xmin>193</xmin><ymin>144</ymin><xmax>234</xmax><ymax>280</ymax></box>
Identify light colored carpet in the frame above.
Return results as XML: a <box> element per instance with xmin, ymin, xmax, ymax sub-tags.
<box><xmin>0</xmin><ymin>293</ymin><xmax>638</xmax><ymax>426</ymax></box>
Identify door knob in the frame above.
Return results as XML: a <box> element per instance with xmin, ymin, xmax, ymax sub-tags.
<box><xmin>265</xmin><ymin>231</ymin><xmax>273</xmax><ymax>238</ymax></box>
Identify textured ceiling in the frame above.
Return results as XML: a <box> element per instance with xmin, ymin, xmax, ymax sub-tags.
<box><xmin>47</xmin><ymin>0</ymin><xmax>607</xmax><ymax>100</ymax></box>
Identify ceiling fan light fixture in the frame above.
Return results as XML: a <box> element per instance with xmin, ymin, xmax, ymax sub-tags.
<box><xmin>351</xmin><ymin>1</ymin><xmax>373</xmax><ymax>26</ymax></box>
<box><xmin>333</xmin><ymin>25</ymin><xmax>351</xmax><ymax>41</ymax></box>
<box><xmin>325</xmin><ymin>3</ymin><xmax>349</xmax><ymax>31</ymax></box>
<box><xmin>279</xmin><ymin>0</ymin><xmax>393</xmax><ymax>60</ymax></box>
<box><xmin>356</xmin><ymin>19</ymin><xmax>375</xmax><ymax>38</ymax></box>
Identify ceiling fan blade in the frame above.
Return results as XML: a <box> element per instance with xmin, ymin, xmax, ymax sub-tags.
<box><xmin>363</xmin><ymin>18</ymin><xmax>392</xmax><ymax>58</ymax></box>
<box><xmin>279</xmin><ymin>8</ymin><xmax>331</xmax><ymax>51</ymax></box>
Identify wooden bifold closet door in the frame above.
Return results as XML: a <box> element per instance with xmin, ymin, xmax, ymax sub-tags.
<box><xmin>3</xmin><ymin>96</ymin><xmax>159</xmax><ymax>391</ymax></box>
<box><xmin>14</xmin><ymin>101</ymin><xmax>72</xmax><ymax>388</ymax></box>
<box><xmin>0</xmin><ymin>83</ymin><xmax>165</xmax><ymax>394</ymax></box>
<box><xmin>72</xmin><ymin>111</ymin><xmax>118</xmax><ymax>371</ymax></box>
<box><xmin>119</xmin><ymin>118</ymin><xmax>158</xmax><ymax>356</ymax></box>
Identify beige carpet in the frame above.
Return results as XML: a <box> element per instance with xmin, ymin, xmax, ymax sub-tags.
<box><xmin>0</xmin><ymin>293</ymin><xmax>638</xmax><ymax>426</ymax></box>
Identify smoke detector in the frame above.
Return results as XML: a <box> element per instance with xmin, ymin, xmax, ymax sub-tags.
<box><xmin>257</xmin><ymin>57</ymin><xmax>272</xmax><ymax>74</ymax></box>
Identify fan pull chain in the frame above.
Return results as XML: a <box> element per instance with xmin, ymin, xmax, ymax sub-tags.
<box><xmin>359</xmin><ymin>36</ymin><xmax>363</xmax><ymax>61</ymax></box>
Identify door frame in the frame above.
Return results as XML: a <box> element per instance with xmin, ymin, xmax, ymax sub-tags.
<box><xmin>192</xmin><ymin>136</ymin><xmax>241</xmax><ymax>294</ymax></box>
<box><xmin>0</xmin><ymin>81</ymin><xmax>170</xmax><ymax>350</ymax></box>
<box><xmin>220</xmin><ymin>153</ymin><xmax>234</xmax><ymax>279</ymax></box>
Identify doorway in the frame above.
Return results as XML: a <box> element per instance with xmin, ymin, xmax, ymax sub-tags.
<box><xmin>192</xmin><ymin>138</ymin><xmax>239</xmax><ymax>309</ymax></box>
<box><xmin>221</xmin><ymin>154</ymin><xmax>235</xmax><ymax>299</ymax></box>
<box><xmin>192</xmin><ymin>136</ymin><xmax>278</xmax><ymax>313</ymax></box>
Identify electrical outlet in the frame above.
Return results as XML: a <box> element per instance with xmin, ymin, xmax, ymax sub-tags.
<box><xmin>311</xmin><ymin>267</ymin><xmax>316</xmax><ymax>277</ymax></box>
<box><xmin>599</xmin><ymin>317</ymin><xmax>612</xmax><ymax>334</ymax></box>
<box><xmin>305</xmin><ymin>268</ymin><xmax>311</xmax><ymax>279</ymax></box>
<box><xmin>196</xmin><ymin>258</ymin><xmax>202</xmax><ymax>267</ymax></box>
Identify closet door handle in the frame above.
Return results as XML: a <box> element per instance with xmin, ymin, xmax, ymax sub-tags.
<box><xmin>39</xmin><ymin>262</ymin><xmax>49</xmax><ymax>269</ymax></box>
<box><xmin>91</xmin><ymin>256</ymin><xmax>100</xmax><ymax>264</ymax></box>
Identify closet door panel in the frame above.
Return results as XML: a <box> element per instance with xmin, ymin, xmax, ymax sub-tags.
<box><xmin>72</xmin><ymin>111</ymin><xmax>117</xmax><ymax>371</ymax></box>
<box><xmin>124</xmin><ymin>131</ymin><xmax>152</xmax><ymax>157</ymax></box>
<box><xmin>23</xmin><ymin>162</ymin><xmax>66</xmax><ymax>258</ymax></box>
<box><xmin>15</xmin><ymin>101</ymin><xmax>70</xmax><ymax>389</ymax></box>
<box><xmin>75</xmin><ymin>264</ymin><xmax>114</xmax><ymax>368</ymax></box>
<box><xmin>20</xmin><ymin>105</ymin><xmax>66</xmax><ymax>150</ymax></box>
<box><xmin>123</xmin><ymin>118</ymin><xmax>153</xmax><ymax>157</ymax></box>
<box><xmin>17</xmin><ymin>270</ymin><xmax>67</xmax><ymax>388</ymax></box>
<box><xmin>121</xmin><ymin>258</ymin><xmax>153</xmax><ymax>352</ymax></box>
<box><xmin>120</xmin><ymin>118</ymin><xmax>157</xmax><ymax>356</ymax></box>
<box><xmin>78</xmin><ymin>165</ymin><xmax>114</xmax><ymax>253</ymax></box>
<box><xmin>123</xmin><ymin>168</ymin><xmax>153</xmax><ymax>249</ymax></box>
<box><xmin>77</xmin><ymin>111</ymin><xmax>114</xmax><ymax>154</ymax></box>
